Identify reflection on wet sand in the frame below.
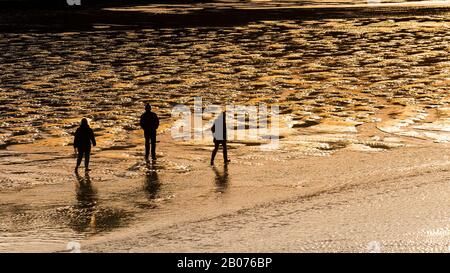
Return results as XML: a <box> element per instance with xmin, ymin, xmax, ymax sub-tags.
<box><xmin>72</xmin><ymin>172</ymin><xmax>98</xmax><ymax>233</ymax></box>
<box><xmin>213</xmin><ymin>165</ymin><xmax>229</xmax><ymax>194</ymax></box>
<box><xmin>144</xmin><ymin>162</ymin><xmax>161</xmax><ymax>200</ymax></box>
<box><xmin>65</xmin><ymin>173</ymin><xmax>130</xmax><ymax>234</ymax></box>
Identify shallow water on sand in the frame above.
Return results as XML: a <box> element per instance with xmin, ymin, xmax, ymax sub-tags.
<box><xmin>1</xmin><ymin>7</ymin><xmax>450</xmax><ymax>251</ymax></box>
<box><xmin>1</xmin><ymin>14</ymin><xmax>449</xmax><ymax>150</ymax></box>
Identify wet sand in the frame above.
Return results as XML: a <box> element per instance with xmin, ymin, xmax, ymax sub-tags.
<box><xmin>83</xmin><ymin>143</ymin><xmax>450</xmax><ymax>253</ymax></box>
<box><xmin>1</xmin><ymin>1</ymin><xmax>450</xmax><ymax>252</ymax></box>
<box><xmin>1</xmin><ymin>132</ymin><xmax>449</xmax><ymax>252</ymax></box>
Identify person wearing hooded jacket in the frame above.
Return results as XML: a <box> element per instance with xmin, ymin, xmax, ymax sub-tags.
<box><xmin>74</xmin><ymin>118</ymin><xmax>96</xmax><ymax>172</ymax></box>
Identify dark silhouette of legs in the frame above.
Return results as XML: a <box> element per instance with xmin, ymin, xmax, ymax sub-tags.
<box><xmin>211</xmin><ymin>141</ymin><xmax>220</xmax><ymax>165</ymax></box>
<box><xmin>144</xmin><ymin>131</ymin><xmax>156</xmax><ymax>160</ymax></box>
<box><xmin>144</xmin><ymin>135</ymin><xmax>150</xmax><ymax>160</ymax></box>
<box><xmin>75</xmin><ymin>147</ymin><xmax>91</xmax><ymax>171</ymax></box>
<box><xmin>84</xmin><ymin>148</ymin><xmax>91</xmax><ymax>170</ymax></box>
<box><xmin>211</xmin><ymin>140</ymin><xmax>230</xmax><ymax>165</ymax></box>
<box><xmin>150</xmin><ymin>134</ymin><xmax>156</xmax><ymax>160</ymax></box>
<box><xmin>76</xmin><ymin>149</ymin><xmax>84</xmax><ymax>171</ymax></box>
<box><xmin>223</xmin><ymin>142</ymin><xmax>229</xmax><ymax>164</ymax></box>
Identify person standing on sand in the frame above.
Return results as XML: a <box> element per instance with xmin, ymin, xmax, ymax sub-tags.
<box><xmin>74</xmin><ymin>118</ymin><xmax>96</xmax><ymax>172</ymax></box>
<box><xmin>140</xmin><ymin>103</ymin><xmax>159</xmax><ymax>161</ymax></box>
<box><xmin>211</xmin><ymin>111</ymin><xmax>230</xmax><ymax>166</ymax></box>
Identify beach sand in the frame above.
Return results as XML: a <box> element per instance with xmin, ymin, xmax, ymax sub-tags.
<box><xmin>1</xmin><ymin>130</ymin><xmax>449</xmax><ymax>252</ymax></box>
<box><xmin>83</xmin><ymin>143</ymin><xmax>450</xmax><ymax>253</ymax></box>
<box><xmin>0</xmin><ymin>1</ymin><xmax>450</xmax><ymax>252</ymax></box>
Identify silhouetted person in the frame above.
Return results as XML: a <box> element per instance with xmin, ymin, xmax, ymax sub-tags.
<box><xmin>74</xmin><ymin>118</ymin><xmax>96</xmax><ymax>172</ymax></box>
<box><xmin>211</xmin><ymin>111</ymin><xmax>230</xmax><ymax>165</ymax></box>
<box><xmin>140</xmin><ymin>103</ymin><xmax>159</xmax><ymax>161</ymax></box>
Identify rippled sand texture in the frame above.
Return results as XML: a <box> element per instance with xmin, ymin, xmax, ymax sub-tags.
<box><xmin>1</xmin><ymin>16</ymin><xmax>449</xmax><ymax>151</ymax></box>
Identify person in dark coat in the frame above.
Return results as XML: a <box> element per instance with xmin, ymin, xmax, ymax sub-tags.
<box><xmin>211</xmin><ymin>111</ymin><xmax>230</xmax><ymax>165</ymax></box>
<box><xmin>140</xmin><ymin>103</ymin><xmax>159</xmax><ymax>161</ymax></box>
<box><xmin>74</xmin><ymin>118</ymin><xmax>96</xmax><ymax>172</ymax></box>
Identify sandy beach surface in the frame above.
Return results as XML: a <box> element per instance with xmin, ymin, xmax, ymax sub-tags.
<box><xmin>1</xmin><ymin>1</ymin><xmax>450</xmax><ymax>252</ymax></box>
<box><xmin>1</xmin><ymin>131</ymin><xmax>449</xmax><ymax>252</ymax></box>
<box><xmin>82</xmin><ymin>142</ymin><xmax>450</xmax><ymax>253</ymax></box>
<box><xmin>85</xmin><ymin>147</ymin><xmax>450</xmax><ymax>252</ymax></box>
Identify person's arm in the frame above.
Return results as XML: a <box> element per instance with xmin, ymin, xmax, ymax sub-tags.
<box><xmin>90</xmin><ymin>129</ymin><xmax>97</xmax><ymax>147</ymax></box>
<box><xmin>140</xmin><ymin>114</ymin><xmax>145</xmax><ymax>129</ymax></box>
<box><xmin>73</xmin><ymin>129</ymin><xmax>79</xmax><ymax>154</ymax></box>
<box><xmin>74</xmin><ymin>129</ymin><xmax>78</xmax><ymax>147</ymax></box>
<box><xmin>155</xmin><ymin>115</ymin><xmax>160</xmax><ymax>130</ymax></box>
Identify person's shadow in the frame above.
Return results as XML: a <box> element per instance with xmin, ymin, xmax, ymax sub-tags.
<box><xmin>144</xmin><ymin>161</ymin><xmax>161</xmax><ymax>200</ymax></box>
<box><xmin>75</xmin><ymin>172</ymin><xmax>97</xmax><ymax>209</ymax></box>
<box><xmin>72</xmin><ymin>172</ymin><xmax>98</xmax><ymax>232</ymax></box>
<box><xmin>71</xmin><ymin>172</ymin><xmax>129</xmax><ymax>234</ymax></box>
<box><xmin>212</xmin><ymin>165</ymin><xmax>229</xmax><ymax>194</ymax></box>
